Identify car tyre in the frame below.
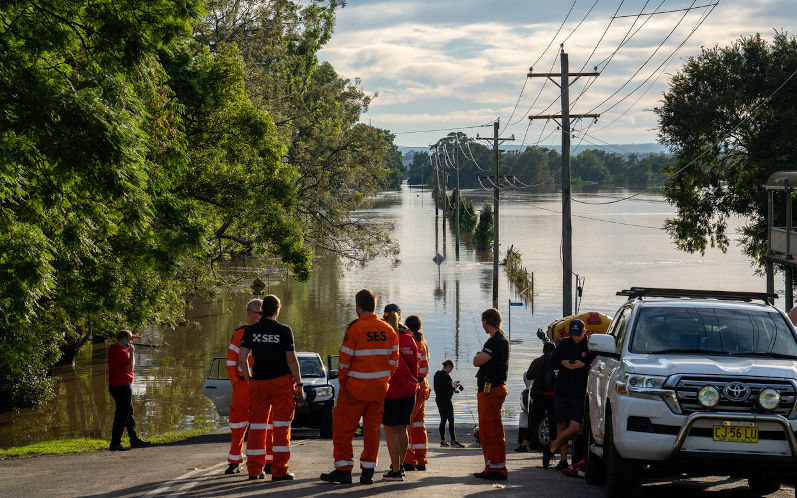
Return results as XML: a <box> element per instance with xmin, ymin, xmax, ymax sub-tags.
<box><xmin>747</xmin><ymin>476</ymin><xmax>781</xmax><ymax>495</ymax></box>
<box><xmin>605</xmin><ymin>413</ymin><xmax>642</xmax><ymax>497</ymax></box>
<box><xmin>584</xmin><ymin>403</ymin><xmax>606</xmax><ymax>485</ymax></box>
<box><xmin>319</xmin><ymin>405</ymin><xmax>333</xmax><ymax>439</ymax></box>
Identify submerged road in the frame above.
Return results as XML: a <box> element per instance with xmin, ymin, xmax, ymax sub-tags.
<box><xmin>0</xmin><ymin>425</ymin><xmax>794</xmax><ymax>497</ymax></box>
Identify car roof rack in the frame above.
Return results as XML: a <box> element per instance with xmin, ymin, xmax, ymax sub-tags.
<box><xmin>617</xmin><ymin>287</ymin><xmax>778</xmax><ymax>304</ymax></box>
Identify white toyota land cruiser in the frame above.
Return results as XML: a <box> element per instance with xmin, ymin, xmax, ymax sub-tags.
<box><xmin>585</xmin><ymin>287</ymin><xmax>797</xmax><ymax>496</ymax></box>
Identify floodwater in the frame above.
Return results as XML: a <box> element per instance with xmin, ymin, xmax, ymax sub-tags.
<box><xmin>0</xmin><ymin>184</ymin><xmax>771</xmax><ymax>447</ymax></box>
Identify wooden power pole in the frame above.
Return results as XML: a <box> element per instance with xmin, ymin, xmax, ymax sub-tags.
<box><xmin>477</xmin><ymin>120</ymin><xmax>514</xmax><ymax>308</ymax></box>
<box><xmin>528</xmin><ymin>49</ymin><xmax>599</xmax><ymax>317</ymax></box>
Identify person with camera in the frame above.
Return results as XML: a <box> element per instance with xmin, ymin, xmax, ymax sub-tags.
<box><xmin>108</xmin><ymin>330</ymin><xmax>151</xmax><ymax>451</ymax></box>
<box><xmin>515</xmin><ymin>342</ymin><xmax>557</xmax><ymax>463</ymax></box>
<box><xmin>433</xmin><ymin>359</ymin><xmax>464</xmax><ymax>448</ymax></box>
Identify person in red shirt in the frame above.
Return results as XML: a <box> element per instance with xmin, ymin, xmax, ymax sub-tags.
<box><xmin>381</xmin><ymin>305</ymin><xmax>419</xmax><ymax>481</ymax></box>
<box><xmin>108</xmin><ymin>330</ymin><xmax>151</xmax><ymax>451</ymax></box>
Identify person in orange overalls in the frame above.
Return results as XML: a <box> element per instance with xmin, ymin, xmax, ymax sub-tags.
<box><xmin>472</xmin><ymin>308</ymin><xmax>510</xmax><ymax>480</ymax></box>
<box><xmin>224</xmin><ymin>299</ymin><xmax>263</xmax><ymax>474</ymax></box>
<box><xmin>320</xmin><ymin>289</ymin><xmax>399</xmax><ymax>485</ymax></box>
<box><xmin>404</xmin><ymin>314</ymin><xmax>430</xmax><ymax>471</ymax></box>
<box><xmin>239</xmin><ymin>294</ymin><xmax>305</xmax><ymax>482</ymax></box>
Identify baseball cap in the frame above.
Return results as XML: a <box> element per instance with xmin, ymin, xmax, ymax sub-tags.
<box><xmin>569</xmin><ymin>319</ymin><xmax>585</xmax><ymax>337</ymax></box>
<box><xmin>384</xmin><ymin>303</ymin><xmax>401</xmax><ymax>313</ymax></box>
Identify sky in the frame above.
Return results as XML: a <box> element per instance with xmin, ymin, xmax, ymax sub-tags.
<box><xmin>318</xmin><ymin>0</ymin><xmax>795</xmax><ymax>148</ymax></box>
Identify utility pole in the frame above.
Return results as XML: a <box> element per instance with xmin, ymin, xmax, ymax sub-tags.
<box><xmin>440</xmin><ymin>145</ymin><xmax>447</xmax><ymax>237</ymax></box>
<box><xmin>430</xmin><ymin>144</ymin><xmax>439</xmax><ymax>215</ymax></box>
<box><xmin>477</xmin><ymin>120</ymin><xmax>514</xmax><ymax>308</ymax></box>
<box><xmin>528</xmin><ymin>48</ymin><xmax>599</xmax><ymax>317</ymax></box>
<box><xmin>454</xmin><ymin>135</ymin><xmax>461</xmax><ymax>260</ymax></box>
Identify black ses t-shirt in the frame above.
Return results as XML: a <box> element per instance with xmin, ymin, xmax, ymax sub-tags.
<box><xmin>476</xmin><ymin>332</ymin><xmax>510</xmax><ymax>391</ymax></box>
<box><xmin>241</xmin><ymin>319</ymin><xmax>295</xmax><ymax>380</ymax></box>
<box><xmin>550</xmin><ymin>337</ymin><xmax>595</xmax><ymax>398</ymax></box>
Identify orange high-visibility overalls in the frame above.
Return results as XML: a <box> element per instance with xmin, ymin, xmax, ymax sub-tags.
<box><xmin>406</xmin><ymin>336</ymin><xmax>430</xmax><ymax>467</ymax></box>
<box><xmin>332</xmin><ymin>313</ymin><xmax>398</xmax><ymax>471</ymax></box>
<box><xmin>225</xmin><ymin>326</ymin><xmax>262</xmax><ymax>465</ymax></box>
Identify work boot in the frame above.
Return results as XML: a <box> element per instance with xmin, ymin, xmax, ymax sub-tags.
<box><xmin>415</xmin><ymin>464</ymin><xmax>426</xmax><ymax>471</ymax></box>
<box><xmin>109</xmin><ymin>444</ymin><xmax>129</xmax><ymax>452</ymax></box>
<box><xmin>264</xmin><ymin>464</ymin><xmax>272</xmax><ymax>474</ymax></box>
<box><xmin>514</xmin><ymin>444</ymin><xmax>528</xmax><ymax>452</ymax></box>
<box><xmin>360</xmin><ymin>468</ymin><xmax>374</xmax><ymax>484</ymax></box>
<box><xmin>484</xmin><ymin>472</ymin><xmax>507</xmax><ymax>480</ymax></box>
<box><xmin>320</xmin><ymin>469</ymin><xmax>352</xmax><ymax>484</ymax></box>
<box><xmin>473</xmin><ymin>471</ymin><xmax>488</xmax><ymax>479</ymax></box>
<box><xmin>403</xmin><ymin>463</ymin><xmax>415</xmax><ymax>471</ymax></box>
<box><xmin>248</xmin><ymin>471</ymin><xmax>266</xmax><ymax>480</ymax></box>
<box><xmin>272</xmin><ymin>472</ymin><xmax>295</xmax><ymax>481</ymax></box>
<box><xmin>224</xmin><ymin>463</ymin><xmax>240</xmax><ymax>475</ymax></box>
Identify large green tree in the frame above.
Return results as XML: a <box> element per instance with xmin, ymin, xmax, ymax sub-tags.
<box><xmin>656</xmin><ymin>33</ymin><xmax>797</xmax><ymax>265</ymax></box>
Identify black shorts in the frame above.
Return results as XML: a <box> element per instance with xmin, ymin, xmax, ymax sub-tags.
<box><xmin>382</xmin><ymin>396</ymin><xmax>416</xmax><ymax>426</ymax></box>
<box><xmin>555</xmin><ymin>396</ymin><xmax>584</xmax><ymax>424</ymax></box>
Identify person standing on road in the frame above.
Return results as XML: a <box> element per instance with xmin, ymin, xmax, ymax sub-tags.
<box><xmin>320</xmin><ymin>289</ymin><xmax>398</xmax><ymax>485</ymax></box>
<box><xmin>434</xmin><ymin>360</ymin><xmax>464</xmax><ymax>447</ymax></box>
<box><xmin>515</xmin><ymin>342</ymin><xmax>557</xmax><ymax>464</ymax></box>
<box><xmin>108</xmin><ymin>330</ymin><xmax>151</xmax><ymax>451</ymax></box>
<box><xmin>472</xmin><ymin>308</ymin><xmax>510</xmax><ymax>481</ymax></box>
<box><xmin>224</xmin><ymin>299</ymin><xmax>262</xmax><ymax>475</ymax></box>
<box><xmin>546</xmin><ymin>319</ymin><xmax>595</xmax><ymax>471</ymax></box>
<box><xmin>404</xmin><ymin>314</ymin><xmax>431</xmax><ymax>471</ymax></box>
<box><xmin>239</xmin><ymin>294</ymin><xmax>304</xmax><ymax>482</ymax></box>
<box><xmin>381</xmin><ymin>307</ymin><xmax>419</xmax><ymax>481</ymax></box>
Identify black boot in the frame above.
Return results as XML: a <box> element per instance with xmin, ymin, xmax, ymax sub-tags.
<box><xmin>320</xmin><ymin>469</ymin><xmax>352</xmax><ymax>484</ymax></box>
<box><xmin>360</xmin><ymin>468</ymin><xmax>374</xmax><ymax>484</ymax></box>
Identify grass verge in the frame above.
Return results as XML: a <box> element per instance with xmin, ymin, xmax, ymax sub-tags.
<box><xmin>0</xmin><ymin>427</ymin><xmax>213</xmax><ymax>460</ymax></box>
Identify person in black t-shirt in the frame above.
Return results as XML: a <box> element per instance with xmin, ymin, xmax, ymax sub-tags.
<box><xmin>433</xmin><ymin>360</ymin><xmax>464</xmax><ymax>447</ymax></box>
<box><xmin>472</xmin><ymin>308</ymin><xmax>510</xmax><ymax>480</ymax></box>
<box><xmin>239</xmin><ymin>294</ymin><xmax>304</xmax><ymax>481</ymax></box>
<box><xmin>515</xmin><ymin>342</ymin><xmax>557</xmax><ymax>458</ymax></box>
<box><xmin>546</xmin><ymin>319</ymin><xmax>595</xmax><ymax>470</ymax></box>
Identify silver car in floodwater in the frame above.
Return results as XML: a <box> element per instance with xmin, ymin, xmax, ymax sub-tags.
<box><xmin>202</xmin><ymin>352</ymin><xmax>339</xmax><ymax>438</ymax></box>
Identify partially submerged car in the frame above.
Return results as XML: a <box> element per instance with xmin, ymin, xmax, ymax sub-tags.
<box><xmin>202</xmin><ymin>352</ymin><xmax>339</xmax><ymax>438</ymax></box>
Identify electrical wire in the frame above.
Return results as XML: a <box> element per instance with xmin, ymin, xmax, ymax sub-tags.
<box><xmin>393</xmin><ymin>122</ymin><xmax>493</xmax><ymax>135</ymax></box>
<box><xmin>572</xmin><ymin>65</ymin><xmax>797</xmax><ymax>205</ymax></box>
<box><xmin>612</xmin><ymin>2</ymin><xmax>717</xmax><ymax>18</ymax></box>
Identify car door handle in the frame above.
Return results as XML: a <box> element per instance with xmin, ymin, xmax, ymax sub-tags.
<box><xmin>206</xmin><ymin>386</ymin><xmax>217</xmax><ymax>389</ymax></box>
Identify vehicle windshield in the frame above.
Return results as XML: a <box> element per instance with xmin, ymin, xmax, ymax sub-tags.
<box><xmin>630</xmin><ymin>306</ymin><xmax>797</xmax><ymax>357</ymax></box>
<box><xmin>299</xmin><ymin>357</ymin><xmax>325</xmax><ymax>378</ymax></box>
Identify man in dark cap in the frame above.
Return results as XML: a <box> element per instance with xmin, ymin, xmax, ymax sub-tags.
<box><xmin>546</xmin><ymin>319</ymin><xmax>594</xmax><ymax>470</ymax></box>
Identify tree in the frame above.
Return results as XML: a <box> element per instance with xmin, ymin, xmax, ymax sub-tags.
<box><xmin>473</xmin><ymin>204</ymin><xmax>493</xmax><ymax>251</ymax></box>
<box><xmin>655</xmin><ymin>33</ymin><xmax>797</xmax><ymax>265</ymax></box>
<box><xmin>572</xmin><ymin>150</ymin><xmax>610</xmax><ymax>183</ymax></box>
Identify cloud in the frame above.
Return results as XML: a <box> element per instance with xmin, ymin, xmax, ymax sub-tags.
<box><xmin>320</xmin><ymin>0</ymin><xmax>791</xmax><ymax>146</ymax></box>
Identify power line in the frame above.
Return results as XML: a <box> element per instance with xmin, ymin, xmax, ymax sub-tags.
<box><xmin>561</xmin><ymin>0</ymin><xmax>601</xmax><ymax>46</ymax></box>
<box><xmin>393</xmin><ymin>122</ymin><xmax>493</xmax><ymax>135</ymax></box>
<box><xmin>578</xmin><ymin>0</ymin><xmax>626</xmax><ymax>73</ymax></box>
<box><xmin>524</xmin><ymin>201</ymin><xmax>665</xmax><ymax>229</ymax></box>
<box><xmin>612</xmin><ymin>2</ymin><xmax>717</xmax><ymax>18</ymax></box>
<box><xmin>572</xmin><ymin>65</ymin><xmax>797</xmax><ymax>205</ymax></box>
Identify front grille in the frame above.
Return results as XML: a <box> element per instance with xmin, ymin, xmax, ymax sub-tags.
<box><xmin>675</xmin><ymin>376</ymin><xmax>796</xmax><ymax>416</ymax></box>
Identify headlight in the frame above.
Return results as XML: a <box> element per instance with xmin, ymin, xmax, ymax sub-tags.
<box><xmin>697</xmin><ymin>385</ymin><xmax>720</xmax><ymax>407</ymax></box>
<box><xmin>758</xmin><ymin>387</ymin><xmax>781</xmax><ymax>410</ymax></box>
<box><xmin>314</xmin><ymin>386</ymin><xmax>334</xmax><ymax>398</ymax></box>
<box><xmin>616</xmin><ymin>374</ymin><xmax>667</xmax><ymax>395</ymax></box>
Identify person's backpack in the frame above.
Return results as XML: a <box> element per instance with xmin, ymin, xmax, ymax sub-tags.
<box><xmin>539</xmin><ymin>361</ymin><xmax>555</xmax><ymax>392</ymax></box>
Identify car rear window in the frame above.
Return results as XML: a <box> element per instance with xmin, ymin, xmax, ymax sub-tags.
<box><xmin>630</xmin><ymin>306</ymin><xmax>797</xmax><ymax>357</ymax></box>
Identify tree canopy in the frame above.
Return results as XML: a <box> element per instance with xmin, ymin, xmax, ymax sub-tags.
<box><xmin>655</xmin><ymin>32</ymin><xmax>797</xmax><ymax>266</ymax></box>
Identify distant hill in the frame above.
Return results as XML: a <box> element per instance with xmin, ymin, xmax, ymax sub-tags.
<box><xmin>399</xmin><ymin>143</ymin><xmax>668</xmax><ymax>164</ymax></box>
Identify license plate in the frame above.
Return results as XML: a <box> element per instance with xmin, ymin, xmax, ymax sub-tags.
<box><xmin>712</xmin><ymin>424</ymin><xmax>758</xmax><ymax>443</ymax></box>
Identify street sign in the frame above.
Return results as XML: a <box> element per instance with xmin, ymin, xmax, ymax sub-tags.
<box><xmin>509</xmin><ymin>301</ymin><xmax>523</xmax><ymax>307</ymax></box>
<box><xmin>432</xmin><ymin>253</ymin><xmax>445</xmax><ymax>266</ymax></box>
<box><xmin>264</xmin><ymin>264</ymin><xmax>274</xmax><ymax>275</ymax></box>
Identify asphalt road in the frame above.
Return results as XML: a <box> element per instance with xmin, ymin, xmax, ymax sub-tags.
<box><xmin>1</xmin><ymin>425</ymin><xmax>795</xmax><ymax>497</ymax></box>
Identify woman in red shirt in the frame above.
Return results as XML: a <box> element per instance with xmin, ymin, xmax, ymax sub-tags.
<box><xmin>381</xmin><ymin>305</ymin><xmax>419</xmax><ymax>481</ymax></box>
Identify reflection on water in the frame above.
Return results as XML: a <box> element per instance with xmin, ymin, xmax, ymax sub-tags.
<box><xmin>0</xmin><ymin>185</ymin><xmax>768</xmax><ymax>447</ymax></box>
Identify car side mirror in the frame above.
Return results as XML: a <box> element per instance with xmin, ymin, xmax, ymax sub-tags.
<box><xmin>328</xmin><ymin>370</ymin><xmax>338</xmax><ymax>379</ymax></box>
<box><xmin>588</xmin><ymin>334</ymin><xmax>617</xmax><ymax>355</ymax></box>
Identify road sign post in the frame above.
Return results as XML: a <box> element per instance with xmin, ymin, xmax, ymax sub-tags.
<box><xmin>508</xmin><ymin>299</ymin><xmax>523</xmax><ymax>341</ymax></box>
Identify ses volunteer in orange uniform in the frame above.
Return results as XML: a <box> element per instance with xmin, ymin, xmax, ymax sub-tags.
<box><xmin>224</xmin><ymin>299</ymin><xmax>262</xmax><ymax>474</ymax></box>
<box><xmin>320</xmin><ymin>289</ymin><xmax>399</xmax><ymax>485</ymax></box>
<box><xmin>404</xmin><ymin>314</ymin><xmax>430</xmax><ymax>471</ymax></box>
<box><xmin>472</xmin><ymin>308</ymin><xmax>510</xmax><ymax>481</ymax></box>
<box><xmin>239</xmin><ymin>294</ymin><xmax>305</xmax><ymax>482</ymax></box>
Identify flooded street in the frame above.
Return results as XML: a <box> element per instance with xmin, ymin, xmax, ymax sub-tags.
<box><xmin>0</xmin><ymin>185</ymin><xmax>768</xmax><ymax>447</ymax></box>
